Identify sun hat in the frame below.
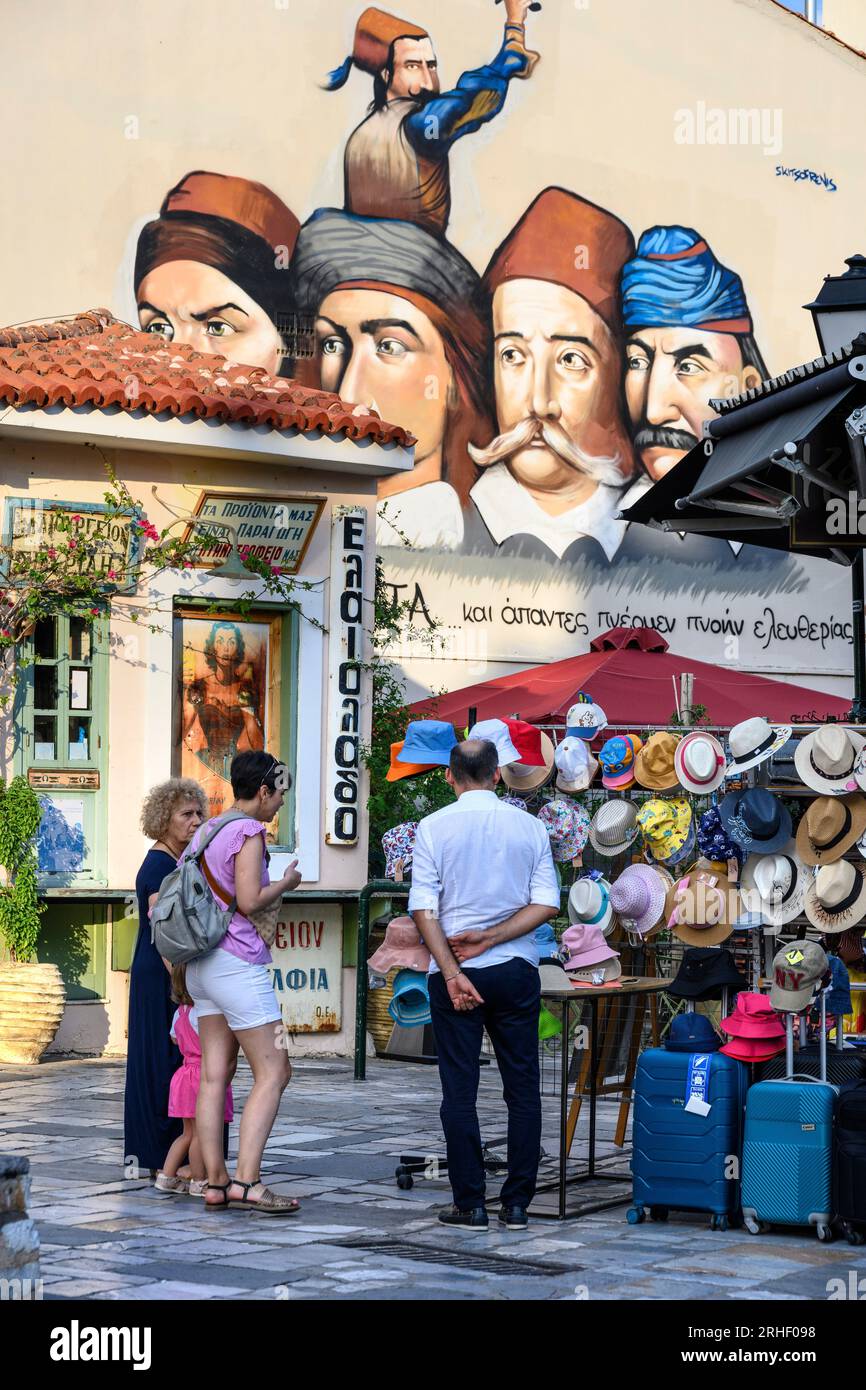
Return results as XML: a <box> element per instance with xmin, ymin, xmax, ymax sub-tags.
<box><xmin>796</xmin><ymin>793</ymin><xmax>866</xmax><ymax>866</ymax></box>
<box><xmin>608</xmin><ymin>863</ymin><xmax>668</xmax><ymax>938</ymax></box>
<box><xmin>665</xmin><ymin>1012</ymin><xmax>722</xmax><ymax>1053</ymax></box>
<box><xmin>826</xmin><ymin>954</ymin><xmax>852</xmax><ymax>1018</ymax></box>
<box><xmin>674</xmin><ymin>731</ymin><xmax>727</xmax><ymax>795</ymax></box>
<box><xmin>567</xmin><ymin>877</ymin><xmax>613</xmax><ymax>934</ymax></box>
<box><xmin>665</xmin><ymin>865</ymin><xmax>740</xmax><ymax>947</ymax></box>
<box><xmin>467</xmin><ymin>718</ymin><xmax>520</xmax><ymax>767</ymax></box>
<box><xmin>565</xmin><ymin>700</ymin><xmax>608</xmax><ymax>741</ymax></box>
<box><xmin>740</xmin><ymin>843</ymin><xmax>806</xmax><ymax>929</ymax></box>
<box><xmin>385</xmin><ymin>739</ymin><xmax>436</xmax><ymax>783</ymax></box>
<box><xmin>539</xmin><ymin>963</ymin><xmax>572</xmax><ymax>994</ymax></box>
<box><xmin>725</xmin><ymin>717</ymin><xmax>792</xmax><ymax>775</ymax></box>
<box><xmin>388</xmin><ymin>969</ymin><xmax>432</xmax><ymax>1027</ymax></box>
<box><xmin>567</xmin><ymin>956</ymin><xmax>623</xmax><ymax>985</ymax></box>
<box><xmin>718</xmin><ymin>788</ymin><xmax>792</xmax><ymax>855</ymax></box>
<box><xmin>634</xmin><ymin>731</ymin><xmax>682</xmax><ymax>790</ymax></box>
<box><xmin>561</xmin><ymin>920</ymin><xmax>620</xmax><ymax>972</ymax></box>
<box><xmin>500</xmin><ymin>731</ymin><xmax>555</xmax><ymax>791</ymax></box>
<box><xmin>397</xmin><ymin>720</ymin><xmax>457</xmax><ymax>766</ymax></box>
<box><xmin>637</xmin><ymin>798</ymin><xmax>694</xmax><ymax>865</ymax></box>
<box><xmin>502</xmin><ymin>718</ymin><xmax>546</xmax><ymax>766</ymax></box>
<box><xmin>589</xmin><ymin>799</ymin><xmax>641</xmax><ymax>856</ymax></box>
<box><xmin>795</xmin><ymin>725</ymin><xmax>865</xmax><ymax>795</ymax></box>
<box><xmin>697</xmin><ymin>805</ymin><xmax>745</xmax><ymax>868</ymax></box>
<box><xmin>534</xmin><ymin>922</ymin><xmax>559</xmax><ymax>960</ymax></box>
<box><xmin>381</xmin><ymin>822</ymin><xmax>417</xmax><ymax>879</ymax></box>
<box><xmin>720</xmin><ymin>993</ymin><xmax>787</xmax><ymax>1040</ymax></box>
<box><xmin>554</xmin><ymin>736</ymin><xmax>598</xmax><ymax>793</ymax></box>
<box><xmin>598</xmin><ymin>734</ymin><xmax>643</xmax><ymax>790</ymax></box>
<box><xmin>804</xmin><ymin>860</ymin><xmax>866</xmax><ymax>933</ymax></box>
<box><xmin>537</xmin><ymin>799</ymin><xmax>590</xmax><ymax>862</ymax></box>
<box><xmin>770</xmin><ymin>939</ymin><xmax>829</xmax><ymax>1011</ymax></box>
<box><xmin>720</xmin><ymin>1036</ymin><xmax>785</xmax><ymax>1064</ymax></box>
<box><xmin>367</xmin><ymin>915</ymin><xmax>431</xmax><ymax>974</ymax></box>
<box><xmin>667</xmin><ymin>947</ymin><xmax>749</xmax><ymax>1001</ymax></box>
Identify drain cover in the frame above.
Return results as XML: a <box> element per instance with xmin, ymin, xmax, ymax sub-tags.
<box><xmin>331</xmin><ymin>1236</ymin><xmax>576</xmax><ymax>1277</ymax></box>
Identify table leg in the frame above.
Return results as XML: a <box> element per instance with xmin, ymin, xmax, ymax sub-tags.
<box><xmin>559</xmin><ymin>998</ymin><xmax>570</xmax><ymax>1219</ymax></box>
<box><xmin>614</xmin><ymin>993</ymin><xmax>649</xmax><ymax>1149</ymax></box>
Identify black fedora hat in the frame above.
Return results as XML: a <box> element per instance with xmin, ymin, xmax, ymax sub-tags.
<box><xmin>668</xmin><ymin>947</ymin><xmax>749</xmax><ymax>1001</ymax></box>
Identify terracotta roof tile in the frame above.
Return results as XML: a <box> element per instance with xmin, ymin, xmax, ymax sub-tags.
<box><xmin>0</xmin><ymin>310</ymin><xmax>415</xmax><ymax>449</ymax></box>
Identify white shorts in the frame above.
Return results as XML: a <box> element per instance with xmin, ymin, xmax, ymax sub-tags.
<box><xmin>186</xmin><ymin>947</ymin><xmax>282</xmax><ymax>1033</ymax></box>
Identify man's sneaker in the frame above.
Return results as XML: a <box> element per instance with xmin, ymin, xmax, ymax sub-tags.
<box><xmin>154</xmin><ymin>1172</ymin><xmax>190</xmax><ymax>1195</ymax></box>
<box><xmin>498</xmin><ymin>1205</ymin><xmax>529</xmax><ymax>1230</ymax></box>
<box><xmin>438</xmin><ymin>1204</ymin><xmax>489</xmax><ymax>1232</ymax></box>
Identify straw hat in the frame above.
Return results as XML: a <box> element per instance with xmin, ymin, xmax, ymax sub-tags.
<box><xmin>740</xmin><ymin>842</ymin><xmax>806</xmax><ymax>929</ymax></box>
<box><xmin>501</xmin><ymin>730</ymin><xmax>555</xmax><ymax>790</ymax></box>
<box><xmin>588</xmin><ymin>800</ymin><xmax>640</xmax><ymax>856</ymax></box>
<box><xmin>804</xmin><ymin>860</ymin><xmax>866</xmax><ymax>933</ymax></box>
<box><xmin>795</xmin><ymin>725</ymin><xmax>865</xmax><ymax>795</ymax></box>
<box><xmin>725</xmin><ymin>717</ymin><xmax>792</xmax><ymax>775</ymax></box>
<box><xmin>796</xmin><ymin>793</ymin><xmax>866</xmax><ymax>866</ymax></box>
<box><xmin>634</xmin><ymin>731</ymin><xmax>682</xmax><ymax>790</ymax></box>
<box><xmin>567</xmin><ymin>877</ymin><xmax>613</xmax><ymax>935</ymax></box>
<box><xmin>608</xmin><ymin>863</ymin><xmax>669</xmax><ymax>938</ymax></box>
<box><xmin>665</xmin><ymin>864</ymin><xmax>741</xmax><ymax>948</ymax></box>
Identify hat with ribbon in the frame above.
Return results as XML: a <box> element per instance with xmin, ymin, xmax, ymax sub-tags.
<box><xmin>797</xmin><ymin>793</ymin><xmax>866</xmax><ymax>866</ymax></box>
<box><xmin>665</xmin><ymin>1011</ymin><xmax>722</xmax><ymax>1053</ymax></box>
<box><xmin>500</xmin><ymin>731</ymin><xmax>555</xmax><ymax>791</ymax></box>
<box><xmin>770</xmin><ymin>939</ymin><xmax>829</xmax><ymax>1011</ymax></box>
<box><xmin>720</xmin><ymin>1035</ymin><xmax>786</xmax><ymax>1064</ymax></box>
<box><xmin>725</xmin><ymin>717</ymin><xmax>792</xmax><ymax>775</ymax></box>
<box><xmin>665</xmin><ymin>865</ymin><xmax>740</xmax><ymax>948</ymax></box>
<box><xmin>634</xmin><ymin>731</ymin><xmax>682</xmax><ymax>791</ymax></box>
<box><xmin>637</xmin><ymin>798</ymin><xmax>694</xmax><ymax>865</ymax></box>
<box><xmin>537</xmin><ymin>799</ymin><xmax>590</xmax><ymax>862</ymax></box>
<box><xmin>675</xmin><ymin>731</ymin><xmax>727</xmax><ymax>795</ymax></box>
<box><xmin>502</xmin><ymin>718</ymin><xmax>546</xmax><ymax>766</ymax></box>
<box><xmin>589</xmin><ymin>799</ymin><xmax>641</xmax><ymax>857</ymax></box>
<box><xmin>385</xmin><ymin>739</ymin><xmax>436</xmax><ymax>783</ymax></box>
<box><xmin>740</xmin><ymin>843</ymin><xmax>806</xmax><ymax>929</ymax></box>
<box><xmin>720</xmin><ymin>992</ymin><xmax>787</xmax><ymax>1040</ymax></box>
<box><xmin>795</xmin><ymin>725</ymin><xmax>865</xmax><ymax>795</ymax></box>
<box><xmin>565</xmin><ymin>699</ymin><xmax>608</xmax><ymax>742</ymax></box>
<box><xmin>667</xmin><ymin>947</ymin><xmax>750</xmax><ymax>1001</ymax></box>
<box><xmin>697</xmin><ymin>805</ymin><xmax>745</xmax><ymax>868</ymax></box>
<box><xmin>381</xmin><ymin>822</ymin><xmax>417</xmax><ymax>880</ymax></box>
<box><xmin>609</xmin><ymin>863</ymin><xmax>669</xmax><ymax>938</ymax></box>
<box><xmin>397</xmin><ymin>720</ymin><xmax>457</xmax><ymax>767</ymax></box>
<box><xmin>598</xmin><ymin>734</ymin><xmax>643</xmax><ymax>790</ymax></box>
<box><xmin>567</xmin><ymin>877</ymin><xmax>613</xmax><ymax>935</ymax></box>
<box><xmin>561</xmin><ymin>919</ymin><xmax>620</xmax><ymax>972</ymax></box>
<box><xmin>368</xmin><ymin>915</ymin><xmax>430</xmax><ymax>974</ymax></box>
<box><xmin>804</xmin><ymin>860</ymin><xmax>866</xmax><ymax>933</ymax></box>
<box><xmin>554</xmin><ymin>736</ymin><xmax>598</xmax><ymax>793</ymax></box>
<box><xmin>387</xmin><ymin>968</ymin><xmax>432</xmax><ymax>1028</ymax></box>
<box><xmin>467</xmin><ymin>718</ymin><xmax>520</xmax><ymax>768</ymax></box>
<box><xmin>719</xmin><ymin>788</ymin><xmax>792</xmax><ymax>856</ymax></box>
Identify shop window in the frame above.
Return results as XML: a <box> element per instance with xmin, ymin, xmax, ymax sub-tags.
<box><xmin>172</xmin><ymin>606</ymin><xmax>299</xmax><ymax>846</ymax></box>
<box><xmin>36</xmin><ymin>902</ymin><xmax>107</xmax><ymax>1001</ymax></box>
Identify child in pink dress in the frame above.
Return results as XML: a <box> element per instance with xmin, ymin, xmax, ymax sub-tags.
<box><xmin>154</xmin><ymin>965</ymin><xmax>234</xmax><ymax>1196</ymax></box>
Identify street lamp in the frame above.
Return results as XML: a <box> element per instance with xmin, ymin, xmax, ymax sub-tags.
<box><xmin>804</xmin><ymin>254</ymin><xmax>866</xmax><ymax>356</ymax></box>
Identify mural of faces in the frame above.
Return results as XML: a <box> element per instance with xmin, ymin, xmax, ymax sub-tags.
<box><xmin>386</xmin><ymin>36</ymin><xmax>440</xmax><ymax>99</ymax></box>
<box><xmin>137</xmin><ymin>261</ymin><xmax>284</xmax><ymax>376</ymax></box>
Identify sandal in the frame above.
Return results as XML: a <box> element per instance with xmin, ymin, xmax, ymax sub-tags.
<box><xmin>228</xmin><ymin>1180</ymin><xmax>300</xmax><ymax>1216</ymax></box>
<box><xmin>204</xmin><ymin>1181</ymin><xmax>232</xmax><ymax>1212</ymax></box>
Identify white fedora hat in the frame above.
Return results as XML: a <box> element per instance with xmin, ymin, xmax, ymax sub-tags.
<box><xmin>804</xmin><ymin>859</ymin><xmax>866</xmax><ymax>934</ymax></box>
<box><xmin>795</xmin><ymin>725</ymin><xmax>865</xmax><ymax>795</ymax></box>
<box><xmin>674</xmin><ymin>731</ymin><xmax>727</xmax><ymax>795</ymax></box>
<box><xmin>740</xmin><ymin>841</ymin><xmax>806</xmax><ymax>930</ymax></box>
<box><xmin>725</xmin><ymin>717</ymin><xmax>791</xmax><ymax>775</ymax></box>
<box><xmin>567</xmin><ymin>877</ymin><xmax>614</xmax><ymax>936</ymax></box>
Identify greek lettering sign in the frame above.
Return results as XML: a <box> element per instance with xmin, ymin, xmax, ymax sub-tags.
<box><xmin>325</xmin><ymin>507</ymin><xmax>366</xmax><ymax>846</ymax></box>
<box><xmin>184</xmin><ymin>492</ymin><xmax>324</xmax><ymax>573</ymax></box>
<box><xmin>2</xmin><ymin>499</ymin><xmax>141</xmax><ymax>587</ymax></box>
<box><xmin>268</xmin><ymin>904</ymin><xmax>342</xmax><ymax>1033</ymax></box>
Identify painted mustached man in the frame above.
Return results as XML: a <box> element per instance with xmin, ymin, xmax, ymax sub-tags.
<box><xmin>464</xmin><ymin>187</ymin><xmax>638</xmax><ymax>561</ymax></box>
<box><xmin>325</xmin><ymin>3</ymin><xmax>538</xmax><ymax>237</ymax></box>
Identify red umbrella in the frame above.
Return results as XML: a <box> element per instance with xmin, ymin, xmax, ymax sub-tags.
<box><xmin>409</xmin><ymin>628</ymin><xmax>851</xmax><ymax>728</ymax></box>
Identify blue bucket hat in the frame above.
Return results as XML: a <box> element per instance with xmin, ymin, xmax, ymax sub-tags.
<box><xmin>719</xmin><ymin>788</ymin><xmax>792</xmax><ymax>855</ymax></box>
<box><xmin>397</xmin><ymin>720</ymin><xmax>457</xmax><ymax>767</ymax></box>
<box><xmin>388</xmin><ymin>969</ymin><xmax>432</xmax><ymax>1027</ymax></box>
<box><xmin>665</xmin><ymin>1011</ymin><xmax>722</xmax><ymax>1053</ymax></box>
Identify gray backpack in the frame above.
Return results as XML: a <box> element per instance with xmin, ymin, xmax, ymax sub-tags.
<box><xmin>150</xmin><ymin>810</ymin><xmax>250</xmax><ymax>964</ymax></box>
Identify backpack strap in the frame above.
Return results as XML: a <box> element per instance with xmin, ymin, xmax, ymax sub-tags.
<box><xmin>193</xmin><ymin>810</ymin><xmax>253</xmax><ymax>915</ymax></box>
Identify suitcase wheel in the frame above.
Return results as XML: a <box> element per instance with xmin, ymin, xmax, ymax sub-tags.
<box><xmin>744</xmin><ymin>1215</ymin><xmax>768</xmax><ymax>1235</ymax></box>
<box><xmin>649</xmin><ymin>1206</ymin><xmax>669</xmax><ymax>1223</ymax></box>
<box><xmin>816</xmin><ymin>1223</ymin><xmax>834</xmax><ymax>1244</ymax></box>
<box><xmin>395</xmin><ymin>1166</ymin><xmax>414</xmax><ymax>1190</ymax></box>
<box><xmin>626</xmin><ymin>1206</ymin><xmax>645</xmax><ymax>1225</ymax></box>
<box><xmin>845</xmin><ymin>1225</ymin><xmax>865</xmax><ymax>1247</ymax></box>
<box><xmin>710</xmin><ymin>1214</ymin><xmax>729</xmax><ymax>1232</ymax></box>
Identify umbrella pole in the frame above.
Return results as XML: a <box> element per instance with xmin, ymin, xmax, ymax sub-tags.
<box><xmin>853</xmin><ymin>553</ymin><xmax>866</xmax><ymax>723</ymax></box>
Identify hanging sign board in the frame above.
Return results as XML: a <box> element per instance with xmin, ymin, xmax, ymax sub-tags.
<box><xmin>182</xmin><ymin>492</ymin><xmax>324</xmax><ymax>572</ymax></box>
<box><xmin>268</xmin><ymin>903</ymin><xmax>343</xmax><ymax>1033</ymax></box>
<box><xmin>325</xmin><ymin>507</ymin><xmax>366</xmax><ymax>845</ymax></box>
<box><xmin>2</xmin><ymin>498</ymin><xmax>141</xmax><ymax>587</ymax></box>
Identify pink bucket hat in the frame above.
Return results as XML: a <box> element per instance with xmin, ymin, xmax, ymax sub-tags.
<box><xmin>537</xmin><ymin>799</ymin><xmax>590</xmax><ymax>862</ymax></box>
<box><xmin>367</xmin><ymin>916</ymin><xmax>431</xmax><ymax>974</ymax></box>
<box><xmin>382</xmin><ymin>822</ymin><xmax>417</xmax><ymax>879</ymax></box>
<box><xmin>720</xmin><ymin>992</ymin><xmax>787</xmax><ymax>1040</ymax></box>
<box><xmin>609</xmin><ymin>864</ymin><xmax>668</xmax><ymax>938</ymax></box>
<box><xmin>561</xmin><ymin>920</ymin><xmax>620</xmax><ymax>972</ymax></box>
<box><xmin>720</xmin><ymin>1035</ymin><xmax>785</xmax><ymax>1063</ymax></box>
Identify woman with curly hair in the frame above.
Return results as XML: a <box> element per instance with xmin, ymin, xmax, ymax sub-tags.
<box><xmin>123</xmin><ymin>778</ymin><xmax>207</xmax><ymax>1180</ymax></box>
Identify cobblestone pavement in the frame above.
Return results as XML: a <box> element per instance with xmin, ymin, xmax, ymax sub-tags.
<box><xmin>2</xmin><ymin>1055</ymin><xmax>865</xmax><ymax>1301</ymax></box>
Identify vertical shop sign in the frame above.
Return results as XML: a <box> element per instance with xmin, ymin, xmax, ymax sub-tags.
<box><xmin>326</xmin><ymin>507</ymin><xmax>365</xmax><ymax>844</ymax></box>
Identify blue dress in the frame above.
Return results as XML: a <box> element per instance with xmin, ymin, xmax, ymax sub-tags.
<box><xmin>123</xmin><ymin>849</ymin><xmax>183</xmax><ymax>1172</ymax></box>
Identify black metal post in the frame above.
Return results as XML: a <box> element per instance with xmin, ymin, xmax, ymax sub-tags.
<box><xmin>354</xmin><ymin>879</ymin><xmax>409</xmax><ymax>1081</ymax></box>
<box><xmin>852</xmin><ymin>553</ymin><xmax>866</xmax><ymax>722</ymax></box>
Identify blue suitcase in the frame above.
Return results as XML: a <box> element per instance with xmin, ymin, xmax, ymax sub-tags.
<box><xmin>628</xmin><ymin>1048</ymin><xmax>749</xmax><ymax>1230</ymax></box>
<box><xmin>740</xmin><ymin>1003</ymin><xmax>835</xmax><ymax>1242</ymax></box>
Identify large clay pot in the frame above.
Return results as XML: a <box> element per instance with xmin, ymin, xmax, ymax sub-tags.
<box><xmin>0</xmin><ymin>962</ymin><xmax>66</xmax><ymax>1064</ymax></box>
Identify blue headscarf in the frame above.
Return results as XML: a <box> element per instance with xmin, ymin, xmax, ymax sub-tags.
<box><xmin>621</xmin><ymin>225</ymin><xmax>753</xmax><ymax>333</ymax></box>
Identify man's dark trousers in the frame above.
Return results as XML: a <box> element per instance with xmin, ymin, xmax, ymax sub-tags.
<box><xmin>428</xmin><ymin>957</ymin><xmax>541</xmax><ymax>1211</ymax></box>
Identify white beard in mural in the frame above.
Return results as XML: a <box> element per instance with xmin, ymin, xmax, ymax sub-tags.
<box><xmin>468</xmin><ymin>415</ymin><xmax>624</xmax><ymax>487</ymax></box>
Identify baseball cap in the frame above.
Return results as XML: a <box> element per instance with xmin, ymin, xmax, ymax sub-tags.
<box><xmin>769</xmin><ymin>940</ymin><xmax>829</xmax><ymax>1012</ymax></box>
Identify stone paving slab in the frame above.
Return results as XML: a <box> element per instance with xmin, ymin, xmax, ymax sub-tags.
<box><xmin>4</xmin><ymin>1054</ymin><xmax>866</xmax><ymax>1301</ymax></box>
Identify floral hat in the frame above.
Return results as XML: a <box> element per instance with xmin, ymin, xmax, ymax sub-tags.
<box><xmin>501</xmin><ymin>792</ymin><xmax>530</xmax><ymax>812</ymax></box>
<box><xmin>637</xmin><ymin>798</ymin><xmax>694</xmax><ymax>866</ymax></box>
<box><xmin>537</xmin><ymin>799</ymin><xmax>591</xmax><ymax>862</ymax></box>
<box><xmin>381</xmin><ymin>821</ymin><xmax>417</xmax><ymax>879</ymax></box>
<box><xmin>697</xmin><ymin>805</ymin><xmax>744</xmax><ymax>867</ymax></box>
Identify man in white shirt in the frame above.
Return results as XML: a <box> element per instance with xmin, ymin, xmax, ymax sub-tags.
<box><xmin>409</xmin><ymin>739</ymin><xmax>560</xmax><ymax>1232</ymax></box>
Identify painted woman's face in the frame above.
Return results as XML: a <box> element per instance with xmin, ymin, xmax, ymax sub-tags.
<box><xmin>137</xmin><ymin>261</ymin><xmax>283</xmax><ymax>374</ymax></box>
<box><xmin>213</xmin><ymin>628</ymin><xmax>238</xmax><ymax>665</ymax></box>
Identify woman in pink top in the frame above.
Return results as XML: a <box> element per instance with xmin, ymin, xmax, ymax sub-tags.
<box><xmin>184</xmin><ymin>751</ymin><xmax>302</xmax><ymax>1215</ymax></box>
